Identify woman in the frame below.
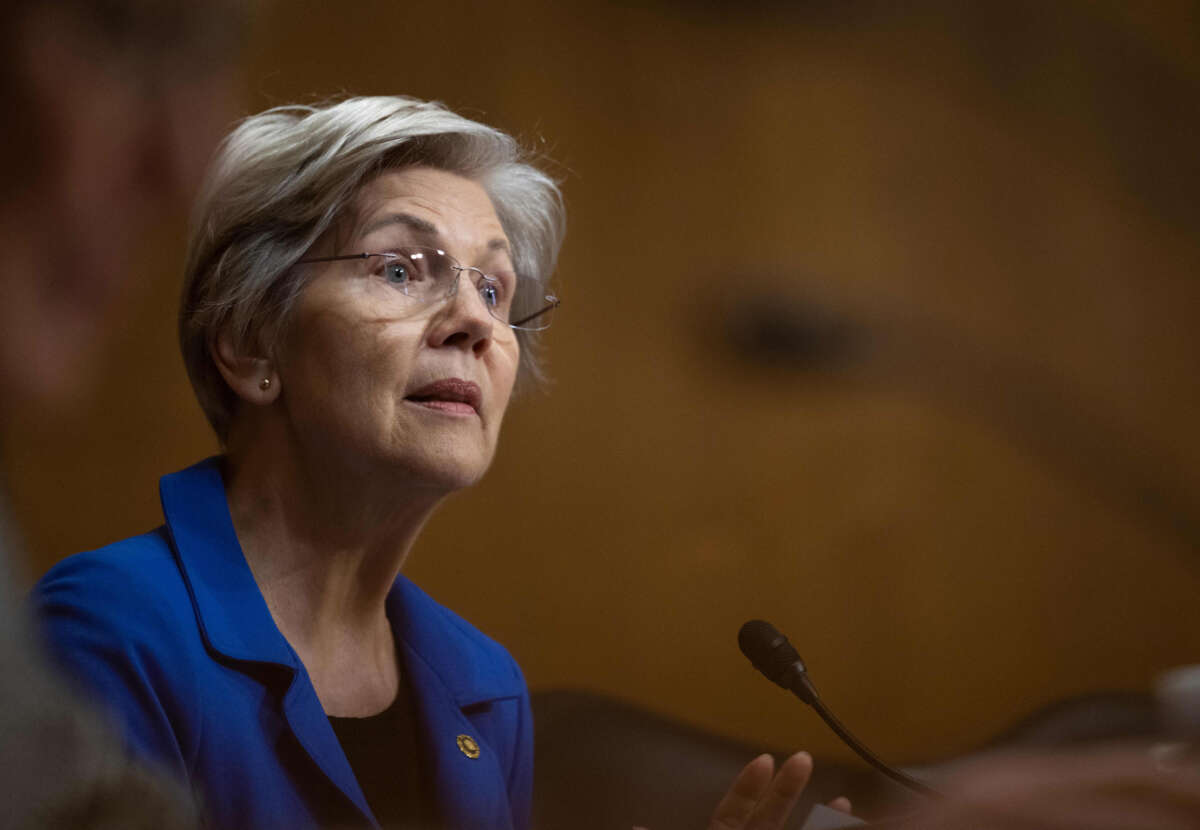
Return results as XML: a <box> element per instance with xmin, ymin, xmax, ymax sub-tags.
<box><xmin>33</xmin><ymin>97</ymin><xmax>826</xmax><ymax>830</ymax></box>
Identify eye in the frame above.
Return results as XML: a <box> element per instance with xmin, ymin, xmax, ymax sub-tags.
<box><xmin>479</xmin><ymin>281</ymin><xmax>501</xmax><ymax>308</ymax></box>
<box><xmin>378</xmin><ymin>250</ymin><xmax>432</xmax><ymax>288</ymax></box>
<box><xmin>383</xmin><ymin>260</ymin><xmax>410</xmax><ymax>285</ymax></box>
<box><xmin>481</xmin><ymin>270</ymin><xmax>517</xmax><ymax>307</ymax></box>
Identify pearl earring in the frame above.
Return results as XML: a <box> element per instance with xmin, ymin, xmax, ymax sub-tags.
<box><xmin>259</xmin><ymin>378</ymin><xmax>272</xmax><ymax>391</ymax></box>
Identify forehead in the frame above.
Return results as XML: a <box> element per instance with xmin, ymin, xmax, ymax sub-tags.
<box><xmin>351</xmin><ymin>167</ymin><xmax>507</xmax><ymax>247</ymax></box>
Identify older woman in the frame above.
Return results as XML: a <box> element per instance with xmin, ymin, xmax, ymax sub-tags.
<box><xmin>33</xmin><ymin>97</ymin><xmax>828</xmax><ymax>830</ymax></box>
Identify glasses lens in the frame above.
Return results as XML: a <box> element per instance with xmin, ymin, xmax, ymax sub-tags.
<box><xmin>377</xmin><ymin>248</ymin><xmax>456</xmax><ymax>300</ymax></box>
<box><xmin>471</xmin><ymin>270</ymin><xmax>556</xmax><ymax>331</ymax></box>
<box><xmin>375</xmin><ymin>250</ymin><xmax>556</xmax><ymax>331</ymax></box>
<box><xmin>473</xmin><ymin>270</ymin><xmax>515</xmax><ymax>323</ymax></box>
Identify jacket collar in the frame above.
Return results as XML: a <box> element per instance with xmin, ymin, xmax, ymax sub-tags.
<box><xmin>159</xmin><ymin>456</ymin><xmax>521</xmax><ymax>704</ymax></box>
<box><xmin>158</xmin><ymin>457</ymin><xmax>297</xmax><ymax>668</ymax></box>
<box><xmin>158</xmin><ymin>457</ymin><xmax>522</xmax><ymax>828</ymax></box>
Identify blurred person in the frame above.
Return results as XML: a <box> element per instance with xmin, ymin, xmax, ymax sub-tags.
<box><xmin>0</xmin><ymin>0</ymin><xmax>243</xmax><ymax>827</ymax></box>
<box><xmin>31</xmin><ymin>95</ymin><xmax>845</xmax><ymax>830</ymax></box>
<box><xmin>891</xmin><ymin>744</ymin><xmax>1200</xmax><ymax>829</ymax></box>
<box><xmin>0</xmin><ymin>0</ymin><xmax>241</xmax><ymax>403</ymax></box>
<box><xmin>889</xmin><ymin>669</ymin><xmax>1200</xmax><ymax>828</ymax></box>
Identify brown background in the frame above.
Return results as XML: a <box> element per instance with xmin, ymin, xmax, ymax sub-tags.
<box><xmin>4</xmin><ymin>0</ymin><xmax>1199</xmax><ymax>764</ymax></box>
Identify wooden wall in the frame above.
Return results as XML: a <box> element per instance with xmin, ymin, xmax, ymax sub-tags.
<box><xmin>5</xmin><ymin>0</ymin><xmax>1199</xmax><ymax>763</ymax></box>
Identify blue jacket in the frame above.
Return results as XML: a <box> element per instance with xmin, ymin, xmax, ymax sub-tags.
<box><xmin>33</xmin><ymin>458</ymin><xmax>534</xmax><ymax>830</ymax></box>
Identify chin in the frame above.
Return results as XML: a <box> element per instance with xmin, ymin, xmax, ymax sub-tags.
<box><xmin>389</xmin><ymin>445</ymin><xmax>495</xmax><ymax>494</ymax></box>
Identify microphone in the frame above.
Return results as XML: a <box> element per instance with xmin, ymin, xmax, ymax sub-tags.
<box><xmin>738</xmin><ymin>619</ymin><xmax>943</xmax><ymax>799</ymax></box>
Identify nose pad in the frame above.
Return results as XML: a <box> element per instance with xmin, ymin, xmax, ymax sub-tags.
<box><xmin>430</xmin><ymin>269</ymin><xmax>496</xmax><ymax>354</ymax></box>
<box><xmin>443</xmin><ymin>268</ymin><xmax>498</xmax><ymax>322</ymax></box>
<box><xmin>446</xmin><ymin>269</ymin><xmax>462</xmax><ymax>299</ymax></box>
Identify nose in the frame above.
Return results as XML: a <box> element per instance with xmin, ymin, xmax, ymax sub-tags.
<box><xmin>426</xmin><ymin>272</ymin><xmax>498</xmax><ymax>356</ymax></box>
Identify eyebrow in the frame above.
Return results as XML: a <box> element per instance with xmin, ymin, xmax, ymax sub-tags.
<box><xmin>360</xmin><ymin>212</ymin><xmax>509</xmax><ymax>253</ymax></box>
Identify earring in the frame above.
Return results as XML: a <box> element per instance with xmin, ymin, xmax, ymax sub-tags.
<box><xmin>259</xmin><ymin>378</ymin><xmax>272</xmax><ymax>391</ymax></box>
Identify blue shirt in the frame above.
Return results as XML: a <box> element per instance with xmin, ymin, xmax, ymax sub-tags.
<box><xmin>33</xmin><ymin>458</ymin><xmax>534</xmax><ymax>830</ymax></box>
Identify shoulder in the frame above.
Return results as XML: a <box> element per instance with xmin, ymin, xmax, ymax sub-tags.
<box><xmin>33</xmin><ymin>527</ymin><xmax>197</xmax><ymax>659</ymax></box>
<box><xmin>32</xmin><ymin>529</ymin><xmax>208</xmax><ymax>772</ymax></box>
<box><xmin>36</xmin><ymin>527</ymin><xmax>187</xmax><ymax>609</ymax></box>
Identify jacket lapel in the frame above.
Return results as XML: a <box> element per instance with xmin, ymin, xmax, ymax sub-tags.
<box><xmin>160</xmin><ymin>457</ymin><xmax>376</xmax><ymax>827</ymax></box>
<box><xmin>162</xmin><ymin>457</ymin><xmax>525</xmax><ymax>829</ymax></box>
<box><xmin>280</xmin><ymin>671</ymin><xmax>377</xmax><ymax>826</ymax></box>
<box><xmin>389</xmin><ymin>580</ymin><xmax>524</xmax><ymax>830</ymax></box>
<box><xmin>402</xmin><ymin>642</ymin><xmax>513</xmax><ymax>830</ymax></box>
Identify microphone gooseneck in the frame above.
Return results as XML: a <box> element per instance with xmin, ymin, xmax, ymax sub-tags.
<box><xmin>737</xmin><ymin>619</ymin><xmax>943</xmax><ymax>799</ymax></box>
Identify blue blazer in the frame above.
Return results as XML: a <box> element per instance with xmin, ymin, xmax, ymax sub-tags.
<box><xmin>33</xmin><ymin>458</ymin><xmax>534</xmax><ymax>830</ymax></box>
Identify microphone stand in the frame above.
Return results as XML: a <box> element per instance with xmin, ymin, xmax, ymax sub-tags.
<box><xmin>738</xmin><ymin>620</ymin><xmax>943</xmax><ymax>800</ymax></box>
<box><xmin>806</xmin><ymin>693</ymin><xmax>942</xmax><ymax>799</ymax></box>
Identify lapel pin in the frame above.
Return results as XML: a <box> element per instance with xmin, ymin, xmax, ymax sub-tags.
<box><xmin>456</xmin><ymin>734</ymin><xmax>481</xmax><ymax>759</ymax></box>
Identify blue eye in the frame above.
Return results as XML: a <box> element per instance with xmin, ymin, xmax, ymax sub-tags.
<box><xmin>384</xmin><ymin>261</ymin><xmax>409</xmax><ymax>284</ymax></box>
<box><xmin>480</xmin><ymin>282</ymin><xmax>500</xmax><ymax>307</ymax></box>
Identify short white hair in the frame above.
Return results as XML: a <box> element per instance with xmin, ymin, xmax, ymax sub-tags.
<box><xmin>180</xmin><ymin>95</ymin><xmax>565</xmax><ymax>441</ymax></box>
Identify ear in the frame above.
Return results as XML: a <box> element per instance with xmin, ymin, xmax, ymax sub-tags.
<box><xmin>210</xmin><ymin>329</ymin><xmax>280</xmax><ymax>405</ymax></box>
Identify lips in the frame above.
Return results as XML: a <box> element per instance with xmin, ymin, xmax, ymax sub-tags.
<box><xmin>405</xmin><ymin>378</ymin><xmax>482</xmax><ymax>415</ymax></box>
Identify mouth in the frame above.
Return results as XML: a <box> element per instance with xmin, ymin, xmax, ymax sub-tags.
<box><xmin>404</xmin><ymin>378</ymin><xmax>482</xmax><ymax>416</ymax></box>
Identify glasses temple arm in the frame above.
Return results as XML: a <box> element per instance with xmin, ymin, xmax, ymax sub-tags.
<box><xmin>510</xmin><ymin>296</ymin><xmax>561</xmax><ymax>329</ymax></box>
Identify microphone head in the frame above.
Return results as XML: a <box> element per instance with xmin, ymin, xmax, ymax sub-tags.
<box><xmin>738</xmin><ymin>619</ymin><xmax>807</xmax><ymax>689</ymax></box>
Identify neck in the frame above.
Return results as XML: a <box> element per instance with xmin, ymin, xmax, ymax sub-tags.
<box><xmin>223</xmin><ymin>418</ymin><xmax>447</xmax><ymax>655</ymax></box>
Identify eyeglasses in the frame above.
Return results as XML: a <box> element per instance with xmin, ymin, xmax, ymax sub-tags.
<box><xmin>296</xmin><ymin>246</ymin><xmax>560</xmax><ymax>331</ymax></box>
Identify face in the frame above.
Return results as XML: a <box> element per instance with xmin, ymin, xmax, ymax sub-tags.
<box><xmin>0</xmin><ymin>6</ymin><xmax>238</xmax><ymax>409</ymax></box>
<box><xmin>275</xmin><ymin>167</ymin><xmax>521</xmax><ymax>493</ymax></box>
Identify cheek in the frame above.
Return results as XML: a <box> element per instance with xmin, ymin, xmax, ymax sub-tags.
<box><xmin>284</xmin><ymin>314</ymin><xmax>418</xmax><ymax>425</ymax></box>
<box><xmin>488</xmin><ymin>341</ymin><xmax>521</xmax><ymax>422</ymax></box>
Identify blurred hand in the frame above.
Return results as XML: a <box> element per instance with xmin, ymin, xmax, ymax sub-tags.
<box><xmin>892</xmin><ymin>745</ymin><xmax>1200</xmax><ymax>829</ymax></box>
<box><xmin>635</xmin><ymin>751</ymin><xmax>852</xmax><ymax>830</ymax></box>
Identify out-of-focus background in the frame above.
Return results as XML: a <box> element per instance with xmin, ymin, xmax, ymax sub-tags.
<box><xmin>4</xmin><ymin>0</ymin><xmax>1198</xmax><ymax>771</ymax></box>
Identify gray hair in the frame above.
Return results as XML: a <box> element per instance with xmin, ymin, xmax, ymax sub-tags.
<box><xmin>180</xmin><ymin>95</ymin><xmax>565</xmax><ymax>442</ymax></box>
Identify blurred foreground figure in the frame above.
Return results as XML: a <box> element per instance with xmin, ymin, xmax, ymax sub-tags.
<box><xmin>893</xmin><ymin>745</ymin><xmax>1200</xmax><ymax>829</ymax></box>
<box><xmin>0</xmin><ymin>0</ymin><xmax>242</xmax><ymax>827</ymax></box>
<box><xmin>0</xmin><ymin>0</ymin><xmax>240</xmax><ymax>400</ymax></box>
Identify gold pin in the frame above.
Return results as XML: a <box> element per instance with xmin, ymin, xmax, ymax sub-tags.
<box><xmin>456</xmin><ymin>734</ymin><xmax>481</xmax><ymax>759</ymax></box>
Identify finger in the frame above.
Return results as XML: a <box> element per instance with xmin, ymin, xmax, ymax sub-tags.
<box><xmin>709</xmin><ymin>754</ymin><xmax>775</xmax><ymax>830</ymax></box>
<box><xmin>827</xmin><ymin>796</ymin><xmax>852</xmax><ymax>814</ymax></box>
<box><xmin>744</xmin><ymin>751</ymin><xmax>814</xmax><ymax>830</ymax></box>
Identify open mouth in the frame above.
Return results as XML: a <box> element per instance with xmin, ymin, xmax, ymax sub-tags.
<box><xmin>405</xmin><ymin>378</ymin><xmax>482</xmax><ymax>415</ymax></box>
